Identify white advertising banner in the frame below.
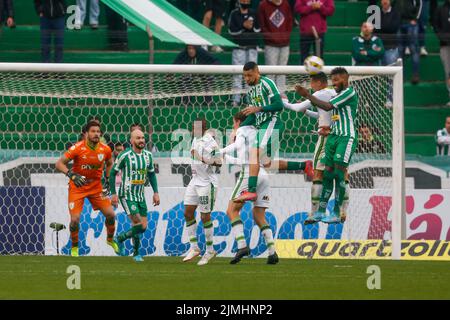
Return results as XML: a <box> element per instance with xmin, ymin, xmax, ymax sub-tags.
<box><xmin>44</xmin><ymin>187</ymin><xmax>450</xmax><ymax>257</ymax></box>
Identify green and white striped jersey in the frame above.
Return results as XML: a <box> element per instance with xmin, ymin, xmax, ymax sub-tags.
<box><xmin>329</xmin><ymin>86</ymin><xmax>358</xmax><ymax>138</ymax></box>
<box><xmin>112</xmin><ymin>148</ymin><xmax>155</xmax><ymax>202</ymax></box>
<box><xmin>247</xmin><ymin>76</ymin><xmax>281</xmax><ymax>127</ymax></box>
<box><xmin>436</xmin><ymin>128</ymin><xmax>450</xmax><ymax>155</ymax></box>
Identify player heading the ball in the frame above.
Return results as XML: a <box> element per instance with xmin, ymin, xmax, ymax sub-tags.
<box><xmin>296</xmin><ymin>67</ymin><xmax>358</xmax><ymax>224</ymax></box>
<box><xmin>233</xmin><ymin>61</ymin><xmax>285</xmax><ymax>203</ymax></box>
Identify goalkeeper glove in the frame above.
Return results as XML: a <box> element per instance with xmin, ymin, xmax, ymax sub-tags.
<box><xmin>66</xmin><ymin>170</ymin><xmax>87</xmax><ymax>188</ymax></box>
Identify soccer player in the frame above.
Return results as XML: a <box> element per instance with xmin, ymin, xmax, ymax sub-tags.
<box><xmin>109</xmin><ymin>129</ymin><xmax>160</xmax><ymax>262</ymax></box>
<box><xmin>283</xmin><ymin>72</ymin><xmax>350</xmax><ymax>224</ymax></box>
<box><xmin>183</xmin><ymin>119</ymin><xmax>222</xmax><ymax>266</ymax></box>
<box><xmin>296</xmin><ymin>67</ymin><xmax>358</xmax><ymax>224</ymax></box>
<box><xmin>220</xmin><ymin>112</ymin><xmax>279</xmax><ymax>264</ymax></box>
<box><xmin>55</xmin><ymin>120</ymin><xmax>119</xmax><ymax>257</ymax></box>
<box><xmin>233</xmin><ymin>61</ymin><xmax>291</xmax><ymax>203</ymax></box>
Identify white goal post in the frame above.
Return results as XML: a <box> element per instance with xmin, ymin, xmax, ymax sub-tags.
<box><xmin>0</xmin><ymin>63</ymin><xmax>404</xmax><ymax>259</ymax></box>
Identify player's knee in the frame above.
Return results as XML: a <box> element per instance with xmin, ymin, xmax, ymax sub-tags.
<box><xmin>70</xmin><ymin>215</ymin><xmax>81</xmax><ymax>225</ymax></box>
<box><xmin>323</xmin><ymin>168</ymin><xmax>335</xmax><ymax>181</ymax></box>
<box><xmin>313</xmin><ymin>170</ymin><xmax>323</xmax><ymax>181</ymax></box>
<box><xmin>200</xmin><ymin>213</ymin><xmax>211</xmax><ymax>224</ymax></box>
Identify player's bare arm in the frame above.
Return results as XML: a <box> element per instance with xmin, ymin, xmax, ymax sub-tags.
<box><xmin>55</xmin><ymin>155</ymin><xmax>86</xmax><ymax>187</ymax></box>
<box><xmin>295</xmin><ymin>85</ymin><xmax>334</xmax><ymax>111</ymax></box>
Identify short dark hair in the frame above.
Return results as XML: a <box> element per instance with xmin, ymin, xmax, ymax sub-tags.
<box><xmin>130</xmin><ymin>123</ymin><xmax>143</xmax><ymax>132</ymax></box>
<box><xmin>114</xmin><ymin>142</ymin><xmax>124</xmax><ymax>148</ymax></box>
<box><xmin>310</xmin><ymin>72</ymin><xmax>328</xmax><ymax>84</ymax></box>
<box><xmin>330</xmin><ymin>67</ymin><xmax>348</xmax><ymax>76</ymax></box>
<box><xmin>84</xmin><ymin>120</ymin><xmax>101</xmax><ymax>133</ymax></box>
<box><xmin>243</xmin><ymin>61</ymin><xmax>258</xmax><ymax>71</ymax></box>
<box><xmin>233</xmin><ymin>111</ymin><xmax>247</xmax><ymax>122</ymax></box>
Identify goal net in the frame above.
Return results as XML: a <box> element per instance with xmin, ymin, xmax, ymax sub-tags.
<box><xmin>0</xmin><ymin>63</ymin><xmax>404</xmax><ymax>259</ymax></box>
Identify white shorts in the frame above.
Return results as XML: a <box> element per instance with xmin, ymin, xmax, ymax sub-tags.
<box><xmin>313</xmin><ymin>135</ymin><xmax>327</xmax><ymax>171</ymax></box>
<box><xmin>230</xmin><ymin>170</ymin><xmax>270</xmax><ymax>208</ymax></box>
<box><xmin>183</xmin><ymin>182</ymin><xmax>217</xmax><ymax>213</ymax></box>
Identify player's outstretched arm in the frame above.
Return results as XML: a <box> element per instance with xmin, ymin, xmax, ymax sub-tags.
<box><xmin>295</xmin><ymin>85</ymin><xmax>334</xmax><ymax>111</ymax></box>
<box><xmin>242</xmin><ymin>93</ymin><xmax>284</xmax><ymax>116</ymax></box>
<box><xmin>283</xmin><ymin>99</ymin><xmax>310</xmax><ymax>112</ymax></box>
<box><xmin>220</xmin><ymin>132</ymin><xmax>245</xmax><ymax>155</ymax></box>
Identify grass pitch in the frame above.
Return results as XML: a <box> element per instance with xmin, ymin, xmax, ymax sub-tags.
<box><xmin>0</xmin><ymin>256</ymin><xmax>449</xmax><ymax>300</ymax></box>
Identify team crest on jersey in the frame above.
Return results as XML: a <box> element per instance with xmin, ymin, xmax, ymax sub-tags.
<box><xmin>70</xmin><ymin>145</ymin><xmax>76</xmax><ymax>151</ymax></box>
<box><xmin>69</xmin><ymin>202</ymin><xmax>75</xmax><ymax>210</ymax></box>
<box><xmin>98</xmin><ymin>154</ymin><xmax>104</xmax><ymax>161</ymax></box>
<box><xmin>131</xmin><ymin>204</ymin><xmax>137</xmax><ymax>211</ymax></box>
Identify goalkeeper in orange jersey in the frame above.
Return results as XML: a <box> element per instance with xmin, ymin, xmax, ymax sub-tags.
<box><xmin>55</xmin><ymin>120</ymin><xmax>119</xmax><ymax>257</ymax></box>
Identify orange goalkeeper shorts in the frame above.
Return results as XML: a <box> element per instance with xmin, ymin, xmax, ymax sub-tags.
<box><xmin>68</xmin><ymin>186</ymin><xmax>112</xmax><ymax>216</ymax></box>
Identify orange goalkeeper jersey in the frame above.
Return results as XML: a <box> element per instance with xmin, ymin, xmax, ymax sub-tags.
<box><xmin>64</xmin><ymin>140</ymin><xmax>112</xmax><ymax>192</ymax></box>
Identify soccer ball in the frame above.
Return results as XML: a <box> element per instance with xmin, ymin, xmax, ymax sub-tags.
<box><xmin>304</xmin><ymin>55</ymin><xmax>324</xmax><ymax>75</ymax></box>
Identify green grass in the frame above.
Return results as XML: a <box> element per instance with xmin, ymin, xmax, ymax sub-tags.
<box><xmin>0</xmin><ymin>256</ymin><xmax>449</xmax><ymax>299</ymax></box>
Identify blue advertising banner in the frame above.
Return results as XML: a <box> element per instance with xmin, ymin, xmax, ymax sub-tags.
<box><xmin>0</xmin><ymin>187</ymin><xmax>45</xmax><ymax>254</ymax></box>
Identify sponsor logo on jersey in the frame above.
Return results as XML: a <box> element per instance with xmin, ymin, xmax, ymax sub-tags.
<box><xmin>81</xmin><ymin>164</ymin><xmax>101</xmax><ymax>170</ymax></box>
<box><xmin>131</xmin><ymin>180</ymin><xmax>145</xmax><ymax>185</ymax></box>
<box><xmin>131</xmin><ymin>169</ymin><xmax>147</xmax><ymax>175</ymax></box>
<box><xmin>331</xmin><ymin>115</ymin><xmax>340</xmax><ymax>121</ymax></box>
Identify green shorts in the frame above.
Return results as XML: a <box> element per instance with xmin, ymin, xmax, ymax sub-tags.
<box><xmin>253</xmin><ymin>117</ymin><xmax>284</xmax><ymax>158</ymax></box>
<box><xmin>119</xmin><ymin>198</ymin><xmax>148</xmax><ymax>217</ymax></box>
<box><xmin>321</xmin><ymin>134</ymin><xmax>357</xmax><ymax>168</ymax></box>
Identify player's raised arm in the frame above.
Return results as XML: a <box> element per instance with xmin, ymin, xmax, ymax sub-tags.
<box><xmin>283</xmin><ymin>98</ymin><xmax>312</xmax><ymax>113</ymax></box>
<box><xmin>295</xmin><ymin>84</ymin><xmax>334</xmax><ymax>111</ymax></box>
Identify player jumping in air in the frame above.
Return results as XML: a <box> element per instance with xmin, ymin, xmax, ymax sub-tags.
<box><xmin>220</xmin><ymin>111</ymin><xmax>279</xmax><ymax>264</ymax></box>
<box><xmin>296</xmin><ymin>67</ymin><xmax>358</xmax><ymax>224</ymax></box>
<box><xmin>233</xmin><ymin>62</ymin><xmax>301</xmax><ymax>202</ymax></box>
<box><xmin>283</xmin><ymin>72</ymin><xmax>349</xmax><ymax>224</ymax></box>
<box><xmin>55</xmin><ymin>120</ymin><xmax>119</xmax><ymax>257</ymax></box>
<box><xmin>109</xmin><ymin>128</ymin><xmax>160</xmax><ymax>262</ymax></box>
<box><xmin>183</xmin><ymin>119</ymin><xmax>222</xmax><ymax>266</ymax></box>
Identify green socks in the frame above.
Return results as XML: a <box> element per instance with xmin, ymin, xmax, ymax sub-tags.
<box><xmin>333</xmin><ymin>168</ymin><xmax>347</xmax><ymax>214</ymax></box>
<box><xmin>286</xmin><ymin>161</ymin><xmax>306</xmax><ymax>171</ymax></box>
<box><xmin>248</xmin><ymin>176</ymin><xmax>258</xmax><ymax>193</ymax></box>
<box><xmin>318</xmin><ymin>169</ymin><xmax>335</xmax><ymax>213</ymax></box>
<box><xmin>117</xmin><ymin>224</ymin><xmax>145</xmax><ymax>242</ymax></box>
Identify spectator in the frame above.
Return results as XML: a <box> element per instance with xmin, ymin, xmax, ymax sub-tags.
<box><xmin>352</xmin><ymin>22</ymin><xmax>385</xmax><ymax>66</ymax></box>
<box><xmin>0</xmin><ymin>0</ymin><xmax>15</xmax><ymax>30</ymax></box>
<box><xmin>378</xmin><ymin>0</ymin><xmax>401</xmax><ymax>66</ymax></box>
<box><xmin>105</xmin><ymin>5</ymin><xmax>128</xmax><ymax>51</ymax></box>
<box><xmin>173</xmin><ymin>45</ymin><xmax>220</xmax><ymax>106</ymax></box>
<box><xmin>433</xmin><ymin>0</ymin><xmax>450</xmax><ymax>107</ymax></box>
<box><xmin>173</xmin><ymin>44</ymin><xmax>221</xmax><ymax>65</ymax></box>
<box><xmin>34</xmin><ymin>0</ymin><xmax>66</xmax><ymax>63</ymax></box>
<box><xmin>113</xmin><ymin>142</ymin><xmax>125</xmax><ymax>158</ymax></box>
<box><xmin>357</xmin><ymin>124</ymin><xmax>387</xmax><ymax>154</ymax></box>
<box><xmin>228</xmin><ymin>0</ymin><xmax>261</xmax><ymax>106</ymax></box>
<box><xmin>436</xmin><ymin>116</ymin><xmax>450</xmax><ymax>155</ymax></box>
<box><xmin>203</xmin><ymin>0</ymin><xmax>226</xmax><ymax>52</ymax></box>
<box><xmin>258</xmin><ymin>0</ymin><xmax>293</xmax><ymax>93</ymax></box>
<box><xmin>396</xmin><ymin>0</ymin><xmax>422</xmax><ymax>84</ymax></box>
<box><xmin>295</xmin><ymin>0</ymin><xmax>335</xmax><ymax>64</ymax></box>
<box><xmin>418</xmin><ymin>0</ymin><xmax>429</xmax><ymax>56</ymax></box>
<box><xmin>75</xmin><ymin>0</ymin><xmax>99</xmax><ymax>30</ymax></box>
